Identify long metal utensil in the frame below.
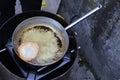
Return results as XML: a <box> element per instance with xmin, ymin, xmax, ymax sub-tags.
<box><xmin>65</xmin><ymin>4</ymin><xmax>102</xmax><ymax>30</ymax></box>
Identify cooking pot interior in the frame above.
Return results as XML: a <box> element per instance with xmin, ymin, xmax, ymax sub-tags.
<box><xmin>12</xmin><ymin>16</ymin><xmax>69</xmax><ymax>66</ymax></box>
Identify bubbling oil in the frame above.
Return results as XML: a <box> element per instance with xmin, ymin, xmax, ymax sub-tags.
<box><xmin>17</xmin><ymin>23</ymin><xmax>65</xmax><ymax>65</ymax></box>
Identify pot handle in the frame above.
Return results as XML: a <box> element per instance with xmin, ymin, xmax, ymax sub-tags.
<box><xmin>0</xmin><ymin>48</ymin><xmax>7</xmax><ymax>53</ymax></box>
<box><xmin>65</xmin><ymin>4</ymin><xmax>102</xmax><ymax>30</ymax></box>
<box><xmin>0</xmin><ymin>39</ymin><xmax>12</xmax><ymax>53</ymax></box>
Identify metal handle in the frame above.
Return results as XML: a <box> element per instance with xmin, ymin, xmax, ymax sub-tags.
<box><xmin>65</xmin><ymin>4</ymin><xmax>102</xmax><ymax>30</ymax></box>
<box><xmin>0</xmin><ymin>48</ymin><xmax>7</xmax><ymax>53</ymax></box>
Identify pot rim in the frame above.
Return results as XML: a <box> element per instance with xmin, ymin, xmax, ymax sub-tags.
<box><xmin>12</xmin><ymin>16</ymin><xmax>69</xmax><ymax>66</ymax></box>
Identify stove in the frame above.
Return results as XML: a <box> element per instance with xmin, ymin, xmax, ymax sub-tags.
<box><xmin>0</xmin><ymin>11</ymin><xmax>77</xmax><ymax>80</ymax></box>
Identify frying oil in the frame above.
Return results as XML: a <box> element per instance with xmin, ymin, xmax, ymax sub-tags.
<box><xmin>18</xmin><ymin>23</ymin><xmax>65</xmax><ymax>65</ymax></box>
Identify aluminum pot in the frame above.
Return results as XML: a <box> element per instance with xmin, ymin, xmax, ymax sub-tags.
<box><xmin>12</xmin><ymin>5</ymin><xmax>101</xmax><ymax>66</ymax></box>
<box><xmin>0</xmin><ymin>5</ymin><xmax>101</xmax><ymax>66</ymax></box>
<box><xmin>12</xmin><ymin>16</ymin><xmax>69</xmax><ymax>66</ymax></box>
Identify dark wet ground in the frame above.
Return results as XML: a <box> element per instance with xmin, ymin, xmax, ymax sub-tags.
<box><xmin>59</xmin><ymin>0</ymin><xmax>120</xmax><ymax>80</ymax></box>
<box><xmin>60</xmin><ymin>0</ymin><xmax>120</xmax><ymax>80</ymax></box>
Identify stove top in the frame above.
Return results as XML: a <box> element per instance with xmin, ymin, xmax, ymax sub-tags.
<box><xmin>0</xmin><ymin>11</ymin><xmax>77</xmax><ymax>80</ymax></box>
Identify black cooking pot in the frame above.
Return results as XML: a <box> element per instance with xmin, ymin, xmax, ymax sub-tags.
<box><xmin>0</xmin><ymin>11</ymin><xmax>78</xmax><ymax>80</ymax></box>
<box><xmin>0</xmin><ymin>11</ymin><xmax>70</xmax><ymax>67</ymax></box>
